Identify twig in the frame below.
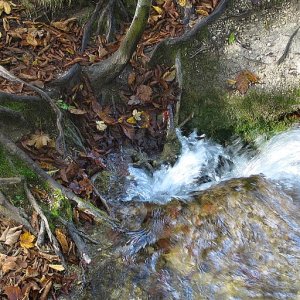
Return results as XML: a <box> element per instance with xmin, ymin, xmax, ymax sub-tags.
<box><xmin>0</xmin><ymin>66</ymin><xmax>66</xmax><ymax>156</ymax></box>
<box><xmin>36</xmin><ymin>219</ymin><xmax>46</xmax><ymax>247</ymax></box>
<box><xmin>24</xmin><ymin>183</ymin><xmax>66</xmax><ymax>267</ymax></box>
<box><xmin>0</xmin><ymin>177</ymin><xmax>23</xmax><ymax>185</ymax></box>
<box><xmin>0</xmin><ymin>191</ymin><xmax>36</xmax><ymax>234</ymax></box>
<box><xmin>0</xmin><ymin>132</ymin><xmax>118</xmax><ymax>228</ymax></box>
<box><xmin>178</xmin><ymin>112</ymin><xmax>195</xmax><ymax>128</ymax></box>
<box><xmin>277</xmin><ymin>26</ymin><xmax>300</xmax><ymax>65</ymax></box>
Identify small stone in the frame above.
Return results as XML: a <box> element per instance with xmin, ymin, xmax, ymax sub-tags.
<box><xmin>267</xmin><ymin>42</ymin><xmax>271</xmax><ymax>47</ymax></box>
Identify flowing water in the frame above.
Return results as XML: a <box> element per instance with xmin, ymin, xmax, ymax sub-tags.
<box><xmin>89</xmin><ymin>127</ymin><xmax>300</xmax><ymax>299</ymax></box>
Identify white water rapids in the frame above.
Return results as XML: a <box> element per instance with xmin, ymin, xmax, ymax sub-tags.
<box><xmin>125</xmin><ymin>127</ymin><xmax>300</xmax><ymax>203</ymax></box>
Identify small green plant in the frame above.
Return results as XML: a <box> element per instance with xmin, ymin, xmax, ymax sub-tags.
<box><xmin>228</xmin><ymin>32</ymin><xmax>236</xmax><ymax>45</ymax></box>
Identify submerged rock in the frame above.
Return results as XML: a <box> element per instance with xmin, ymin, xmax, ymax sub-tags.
<box><xmin>84</xmin><ymin>176</ymin><xmax>300</xmax><ymax>299</ymax></box>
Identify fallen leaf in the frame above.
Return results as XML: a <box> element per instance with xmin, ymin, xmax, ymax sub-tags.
<box><xmin>234</xmin><ymin>70</ymin><xmax>259</xmax><ymax>94</ymax></box>
<box><xmin>178</xmin><ymin>0</ymin><xmax>186</xmax><ymax>7</ymax></box>
<box><xmin>51</xmin><ymin>18</ymin><xmax>77</xmax><ymax>32</ymax></box>
<box><xmin>128</xmin><ymin>72</ymin><xmax>136</xmax><ymax>85</ymax></box>
<box><xmin>163</xmin><ymin>69</ymin><xmax>176</xmax><ymax>82</ymax></box>
<box><xmin>26</xmin><ymin>132</ymin><xmax>52</xmax><ymax>149</ymax></box>
<box><xmin>136</xmin><ymin>85</ymin><xmax>152</xmax><ymax>102</ymax></box>
<box><xmin>20</xmin><ymin>231</ymin><xmax>35</xmax><ymax>249</ymax></box>
<box><xmin>152</xmin><ymin>5</ymin><xmax>163</xmax><ymax>15</ymax></box>
<box><xmin>1</xmin><ymin>256</ymin><xmax>17</xmax><ymax>274</ymax></box>
<box><xmin>49</xmin><ymin>264</ymin><xmax>65</xmax><ymax>271</ymax></box>
<box><xmin>68</xmin><ymin>107</ymin><xmax>87</xmax><ymax>115</ymax></box>
<box><xmin>0</xmin><ymin>226</ymin><xmax>22</xmax><ymax>246</ymax></box>
<box><xmin>132</xmin><ymin>109</ymin><xmax>142</xmax><ymax>121</ymax></box>
<box><xmin>3</xmin><ymin>286</ymin><xmax>22</xmax><ymax>300</ymax></box>
<box><xmin>96</xmin><ymin>120</ymin><xmax>107</xmax><ymax>131</ymax></box>
<box><xmin>55</xmin><ymin>228</ymin><xmax>69</xmax><ymax>253</ymax></box>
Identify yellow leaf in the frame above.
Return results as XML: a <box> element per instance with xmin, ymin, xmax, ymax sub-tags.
<box><xmin>3</xmin><ymin>1</ymin><xmax>11</xmax><ymax>14</ymax></box>
<box><xmin>196</xmin><ymin>9</ymin><xmax>209</xmax><ymax>16</ymax></box>
<box><xmin>126</xmin><ymin>116</ymin><xmax>137</xmax><ymax>124</ymax></box>
<box><xmin>163</xmin><ymin>69</ymin><xmax>176</xmax><ymax>82</ymax></box>
<box><xmin>227</xmin><ymin>79</ymin><xmax>237</xmax><ymax>86</ymax></box>
<box><xmin>55</xmin><ymin>228</ymin><xmax>68</xmax><ymax>254</ymax></box>
<box><xmin>26</xmin><ymin>132</ymin><xmax>52</xmax><ymax>149</ymax></box>
<box><xmin>178</xmin><ymin>0</ymin><xmax>186</xmax><ymax>7</ymax></box>
<box><xmin>49</xmin><ymin>264</ymin><xmax>65</xmax><ymax>271</ymax></box>
<box><xmin>152</xmin><ymin>5</ymin><xmax>163</xmax><ymax>15</ymax></box>
<box><xmin>0</xmin><ymin>1</ymin><xmax>4</xmax><ymax>10</ymax></box>
<box><xmin>20</xmin><ymin>231</ymin><xmax>35</xmax><ymax>249</ymax></box>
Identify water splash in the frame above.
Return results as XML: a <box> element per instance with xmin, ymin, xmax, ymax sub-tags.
<box><xmin>126</xmin><ymin>127</ymin><xmax>300</xmax><ymax>203</ymax></box>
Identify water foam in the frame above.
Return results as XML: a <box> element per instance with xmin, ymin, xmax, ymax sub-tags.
<box><xmin>125</xmin><ymin>127</ymin><xmax>300</xmax><ymax>203</ymax></box>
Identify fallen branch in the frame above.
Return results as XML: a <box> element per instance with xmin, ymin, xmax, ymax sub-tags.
<box><xmin>24</xmin><ymin>183</ymin><xmax>66</xmax><ymax>267</ymax></box>
<box><xmin>0</xmin><ymin>177</ymin><xmax>23</xmax><ymax>185</ymax></box>
<box><xmin>0</xmin><ymin>66</ymin><xmax>66</xmax><ymax>156</ymax></box>
<box><xmin>0</xmin><ymin>132</ymin><xmax>118</xmax><ymax>228</ymax></box>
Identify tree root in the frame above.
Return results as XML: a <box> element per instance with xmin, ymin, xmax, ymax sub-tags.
<box><xmin>24</xmin><ymin>183</ymin><xmax>67</xmax><ymax>267</ymax></box>
<box><xmin>0</xmin><ymin>190</ymin><xmax>36</xmax><ymax>234</ymax></box>
<box><xmin>0</xmin><ymin>106</ymin><xmax>27</xmax><ymax>122</ymax></box>
<box><xmin>0</xmin><ymin>132</ymin><xmax>118</xmax><ymax>228</ymax></box>
<box><xmin>87</xmin><ymin>0</ymin><xmax>152</xmax><ymax>91</ymax></box>
<box><xmin>0</xmin><ymin>66</ymin><xmax>66</xmax><ymax>156</ymax></box>
<box><xmin>149</xmin><ymin>0</ymin><xmax>230</xmax><ymax>65</ymax></box>
<box><xmin>81</xmin><ymin>0</ymin><xmax>106</xmax><ymax>53</ymax></box>
<box><xmin>0</xmin><ymin>177</ymin><xmax>23</xmax><ymax>185</ymax></box>
<box><xmin>0</xmin><ymin>91</ymin><xmax>41</xmax><ymax>104</ymax></box>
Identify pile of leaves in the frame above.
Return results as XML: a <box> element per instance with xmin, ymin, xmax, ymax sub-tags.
<box><xmin>0</xmin><ymin>216</ymin><xmax>76</xmax><ymax>300</ymax></box>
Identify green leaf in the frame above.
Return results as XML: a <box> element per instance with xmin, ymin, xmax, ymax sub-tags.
<box><xmin>228</xmin><ymin>32</ymin><xmax>235</xmax><ymax>45</ymax></box>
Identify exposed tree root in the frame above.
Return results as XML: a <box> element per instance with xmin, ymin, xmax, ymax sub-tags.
<box><xmin>87</xmin><ymin>0</ymin><xmax>152</xmax><ymax>91</ymax></box>
<box><xmin>0</xmin><ymin>106</ymin><xmax>26</xmax><ymax>122</ymax></box>
<box><xmin>0</xmin><ymin>177</ymin><xmax>23</xmax><ymax>185</ymax></box>
<box><xmin>81</xmin><ymin>0</ymin><xmax>106</xmax><ymax>53</ymax></box>
<box><xmin>0</xmin><ymin>132</ymin><xmax>118</xmax><ymax>228</ymax></box>
<box><xmin>0</xmin><ymin>66</ymin><xmax>66</xmax><ymax>156</ymax></box>
<box><xmin>0</xmin><ymin>190</ymin><xmax>36</xmax><ymax>234</ymax></box>
<box><xmin>0</xmin><ymin>91</ymin><xmax>41</xmax><ymax>104</ymax></box>
<box><xmin>36</xmin><ymin>219</ymin><xmax>46</xmax><ymax>247</ymax></box>
<box><xmin>149</xmin><ymin>0</ymin><xmax>230</xmax><ymax>65</ymax></box>
<box><xmin>24</xmin><ymin>183</ymin><xmax>67</xmax><ymax>267</ymax></box>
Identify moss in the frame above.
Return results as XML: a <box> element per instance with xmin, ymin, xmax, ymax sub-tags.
<box><xmin>49</xmin><ymin>189</ymin><xmax>73</xmax><ymax>220</ymax></box>
<box><xmin>1</xmin><ymin>102</ymin><xmax>28</xmax><ymax>112</ymax></box>
<box><xmin>0</xmin><ymin>146</ymin><xmax>38</xmax><ymax>181</ymax></box>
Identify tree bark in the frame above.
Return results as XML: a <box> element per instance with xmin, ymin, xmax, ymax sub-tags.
<box><xmin>86</xmin><ymin>0</ymin><xmax>152</xmax><ymax>92</ymax></box>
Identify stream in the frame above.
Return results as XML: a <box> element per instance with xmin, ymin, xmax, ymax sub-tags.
<box><xmin>88</xmin><ymin>127</ymin><xmax>300</xmax><ymax>299</ymax></box>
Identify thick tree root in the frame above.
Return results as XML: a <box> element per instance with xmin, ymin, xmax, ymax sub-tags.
<box><xmin>0</xmin><ymin>66</ymin><xmax>66</xmax><ymax>156</ymax></box>
<box><xmin>87</xmin><ymin>0</ymin><xmax>152</xmax><ymax>91</ymax></box>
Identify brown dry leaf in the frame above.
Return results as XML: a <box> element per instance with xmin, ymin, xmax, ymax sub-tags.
<box><xmin>3</xmin><ymin>286</ymin><xmax>22</xmax><ymax>300</ymax></box>
<box><xmin>38</xmin><ymin>252</ymin><xmax>59</xmax><ymax>261</ymax></box>
<box><xmin>26</xmin><ymin>32</ymin><xmax>38</xmax><ymax>47</ymax></box>
<box><xmin>49</xmin><ymin>264</ymin><xmax>65</xmax><ymax>271</ymax></box>
<box><xmin>55</xmin><ymin>228</ymin><xmax>69</xmax><ymax>253</ymax></box>
<box><xmin>136</xmin><ymin>85</ymin><xmax>153</xmax><ymax>102</ymax></box>
<box><xmin>25</xmin><ymin>266</ymin><xmax>39</xmax><ymax>278</ymax></box>
<box><xmin>235</xmin><ymin>71</ymin><xmax>250</xmax><ymax>95</ymax></box>
<box><xmin>162</xmin><ymin>69</ymin><xmax>176</xmax><ymax>82</ymax></box>
<box><xmin>128</xmin><ymin>72</ymin><xmax>136</xmax><ymax>85</ymax></box>
<box><xmin>68</xmin><ymin>107</ymin><xmax>87</xmax><ymax>115</ymax></box>
<box><xmin>26</xmin><ymin>132</ymin><xmax>52</xmax><ymax>149</ymax></box>
<box><xmin>244</xmin><ymin>70</ymin><xmax>260</xmax><ymax>83</ymax></box>
<box><xmin>0</xmin><ymin>225</ymin><xmax>22</xmax><ymax>246</ymax></box>
<box><xmin>51</xmin><ymin>18</ymin><xmax>77</xmax><ymax>32</ymax></box>
<box><xmin>2</xmin><ymin>256</ymin><xmax>17</xmax><ymax>274</ymax></box>
<box><xmin>20</xmin><ymin>231</ymin><xmax>35</xmax><ymax>249</ymax></box>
